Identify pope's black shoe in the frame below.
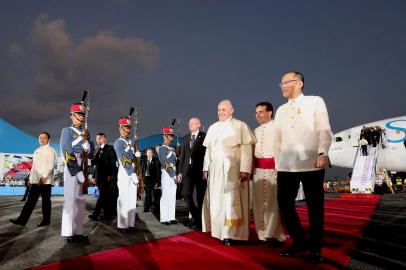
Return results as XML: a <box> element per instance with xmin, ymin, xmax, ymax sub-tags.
<box><xmin>224</xmin><ymin>238</ymin><xmax>233</xmax><ymax>246</ymax></box>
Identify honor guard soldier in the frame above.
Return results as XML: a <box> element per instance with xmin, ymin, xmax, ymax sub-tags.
<box><xmin>114</xmin><ymin>115</ymin><xmax>141</xmax><ymax>233</ymax></box>
<box><xmin>159</xmin><ymin>127</ymin><xmax>179</xmax><ymax>225</ymax></box>
<box><xmin>60</xmin><ymin>102</ymin><xmax>94</xmax><ymax>243</ymax></box>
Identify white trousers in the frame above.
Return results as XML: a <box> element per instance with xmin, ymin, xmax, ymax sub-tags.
<box><xmin>117</xmin><ymin>166</ymin><xmax>138</xmax><ymax>228</ymax></box>
<box><xmin>61</xmin><ymin>166</ymin><xmax>86</xmax><ymax>237</ymax></box>
<box><xmin>160</xmin><ymin>170</ymin><xmax>177</xmax><ymax>222</ymax></box>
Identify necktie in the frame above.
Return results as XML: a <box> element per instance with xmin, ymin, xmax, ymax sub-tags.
<box><xmin>146</xmin><ymin>159</ymin><xmax>151</xmax><ymax>176</ymax></box>
<box><xmin>190</xmin><ymin>134</ymin><xmax>196</xmax><ymax>149</ymax></box>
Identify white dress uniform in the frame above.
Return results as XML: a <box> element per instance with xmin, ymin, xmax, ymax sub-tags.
<box><xmin>158</xmin><ymin>143</ymin><xmax>177</xmax><ymax>223</ymax></box>
<box><xmin>114</xmin><ymin>136</ymin><xmax>138</xmax><ymax>229</ymax></box>
<box><xmin>60</xmin><ymin>124</ymin><xmax>94</xmax><ymax>238</ymax></box>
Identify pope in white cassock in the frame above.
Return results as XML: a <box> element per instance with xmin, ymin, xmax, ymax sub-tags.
<box><xmin>202</xmin><ymin>100</ymin><xmax>256</xmax><ymax>245</ymax></box>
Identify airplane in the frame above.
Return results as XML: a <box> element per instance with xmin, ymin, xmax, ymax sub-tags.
<box><xmin>328</xmin><ymin>116</ymin><xmax>406</xmax><ymax>193</ymax></box>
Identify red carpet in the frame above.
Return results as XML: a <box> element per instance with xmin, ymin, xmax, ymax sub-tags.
<box><xmin>31</xmin><ymin>195</ymin><xmax>380</xmax><ymax>270</ymax></box>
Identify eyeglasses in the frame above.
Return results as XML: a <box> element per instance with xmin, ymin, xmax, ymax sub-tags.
<box><xmin>278</xmin><ymin>79</ymin><xmax>298</xmax><ymax>88</ymax></box>
<box><xmin>75</xmin><ymin>112</ymin><xmax>86</xmax><ymax>117</ymax></box>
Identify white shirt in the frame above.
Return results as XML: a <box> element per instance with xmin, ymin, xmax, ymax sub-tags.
<box><xmin>254</xmin><ymin>120</ymin><xmax>275</xmax><ymax>159</ymax></box>
<box><xmin>29</xmin><ymin>144</ymin><xmax>57</xmax><ymax>185</ymax></box>
<box><xmin>273</xmin><ymin>93</ymin><xmax>332</xmax><ymax>172</ymax></box>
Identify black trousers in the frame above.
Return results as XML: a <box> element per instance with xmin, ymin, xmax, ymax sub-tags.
<box><xmin>93</xmin><ymin>180</ymin><xmax>115</xmax><ymax>218</ymax></box>
<box><xmin>182</xmin><ymin>166</ymin><xmax>207</xmax><ymax>228</ymax></box>
<box><xmin>22</xmin><ymin>186</ymin><xmax>30</xmax><ymax>201</ymax></box>
<box><xmin>277</xmin><ymin>170</ymin><xmax>325</xmax><ymax>252</ymax></box>
<box><xmin>18</xmin><ymin>184</ymin><xmax>52</xmax><ymax>225</ymax></box>
<box><xmin>144</xmin><ymin>176</ymin><xmax>156</xmax><ymax>211</ymax></box>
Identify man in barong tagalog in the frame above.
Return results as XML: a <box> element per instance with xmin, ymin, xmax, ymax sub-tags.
<box><xmin>202</xmin><ymin>100</ymin><xmax>256</xmax><ymax>246</ymax></box>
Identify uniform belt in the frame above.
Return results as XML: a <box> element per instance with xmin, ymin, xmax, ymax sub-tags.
<box><xmin>255</xmin><ymin>157</ymin><xmax>275</xmax><ymax>169</ymax></box>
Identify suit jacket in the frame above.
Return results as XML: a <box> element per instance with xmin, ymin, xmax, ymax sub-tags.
<box><xmin>91</xmin><ymin>144</ymin><xmax>118</xmax><ymax>185</ymax></box>
<box><xmin>178</xmin><ymin>131</ymin><xmax>206</xmax><ymax>179</ymax></box>
<box><xmin>142</xmin><ymin>156</ymin><xmax>161</xmax><ymax>184</ymax></box>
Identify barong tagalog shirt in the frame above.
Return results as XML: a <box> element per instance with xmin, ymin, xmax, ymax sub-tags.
<box><xmin>29</xmin><ymin>144</ymin><xmax>57</xmax><ymax>185</ymax></box>
<box><xmin>273</xmin><ymin>93</ymin><xmax>333</xmax><ymax>172</ymax></box>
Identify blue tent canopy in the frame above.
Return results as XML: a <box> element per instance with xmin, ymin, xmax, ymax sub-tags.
<box><xmin>0</xmin><ymin>119</ymin><xmax>60</xmax><ymax>155</ymax></box>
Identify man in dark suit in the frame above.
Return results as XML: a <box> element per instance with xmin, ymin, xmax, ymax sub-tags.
<box><xmin>142</xmin><ymin>148</ymin><xmax>161</xmax><ymax>212</ymax></box>
<box><xmin>89</xmin><ymin>133</ymin><xmax>118</xmax><ymax>221</ymax></box>
<box><xmin>177</xmin><ymin>117</ymin><xmax>206</xmax><ymax>229</ymax></box>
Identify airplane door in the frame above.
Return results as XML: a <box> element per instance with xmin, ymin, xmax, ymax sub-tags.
<box><xmin>350</xmin><ymin>128</ymin><xmax>359</xmax><ymax>147</ymax></box>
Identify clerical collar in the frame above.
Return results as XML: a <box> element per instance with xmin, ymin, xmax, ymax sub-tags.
<box><xmin>191</xmin><ymin>131</ymin><xmax>199</xmax><ymax>137</ymax></box>
<box><xmin>261</xmin><ymin>120</ymin><xmax>273</xmax><ymax>127</ymax></box>
<box><xmin>289</xmin><ymin>93</ymin><xmax>304</xmax><ymax>103</ymax></box>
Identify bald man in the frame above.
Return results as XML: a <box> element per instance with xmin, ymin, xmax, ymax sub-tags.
<box><xmin>202</xmin><ymin>100</ymin><xmax>256</xmax><ymax>245</ymax></box>
<box><xmin>177</xmin><ymin>118</ymin><xmax>206</xmax><ymax>229</ymax></box>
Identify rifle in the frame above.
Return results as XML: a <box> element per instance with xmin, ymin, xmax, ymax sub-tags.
<box><xmin>130</xmin><ymin>107</ymin><xmax>144</xmax><ymax>197</ymax></box>
<box><xmin>80</xmin><ymin>90</ymin><xmax>90</xmax><ymax>194</ymax></box>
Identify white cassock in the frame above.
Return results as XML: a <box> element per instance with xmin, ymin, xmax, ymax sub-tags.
<box><xmin>202</xmin><ymin>117</ymin><xmax>256</xmax><ymax>241</ymax></box>
<box><xmin>61</xmin><ymin>155</ymin><xmax>86</xmax><ymax>237</ymax></box>
<box><xmin>253</xmin><ymin>121</ymin><xmax>285</xmax><ymax>241</ymax></box>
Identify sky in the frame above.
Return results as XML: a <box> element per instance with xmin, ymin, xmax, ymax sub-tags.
<box><xmin>1</xmin><ymin>0</ymin><xmax>405</xmax><ymax>177</ymax></box>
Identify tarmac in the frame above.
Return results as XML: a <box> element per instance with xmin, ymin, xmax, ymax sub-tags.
<box><xmin>0</xmin><ymin>192</ymin><xmax>405</xmax><ymax>270</ymax></box>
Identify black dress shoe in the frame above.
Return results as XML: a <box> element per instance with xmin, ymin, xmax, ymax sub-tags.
<box><xmin>224</xmin><ymin>238</ymin><xmax>233</xmax><ymax>246</ymax></box>
<box><xmin>88</xmin><ymin>214</ymin><xmax>100</xmax><ymax>221</ymax></box>
<box><xmin>170</xmin><ymin>220</ymin><xmax>179</xmax><ymax>224</ymax></box>
<box><xmin>73</xmin><ymin>234</ymin><xmax>89</xmax><ymax>242</ymax></box>
<box><xmin>10</xmin><ymin>219</ymin><xmax>25</xmax><ymax>226</ymax></box>
<box><xmin>187</xmin><ymin>219</ymin><xmax>196</xmax><ymax>228</ymax></box>
<box><xmin>118</xmin><ymin>228</ymin><xmax>130</xmax><ymax>233</ymax></box>
<box><xmin>266</xmin><ymin>239</ymin><xmax>284</xmax><ymax>248</ymax></box>
<box><xmin>37</xmin><ymin>222</ymin><xmax>50</xmax><ymax>227</ymax></box>
<box><xmin>161</xmin><ymin>221</ymin><xmax>171</xmax><ymax>225</ymax></box>
<box><xmin>128</xmin><ymin>227</ymin><xmax>137</xmax><ymax>232</ymax></box>
<box><xmin>64</xmin><ymin>236</ymin><xmax>74</xmax><ymax>243</ymax></box>
<box><xmin>100</xmin><ymin>215</ymin><xmax>113</xmax><ymax>221</ymax></box>
<box><xmin>280</xmin><ymin>242</ymin><xmax>308</xmax><ymax>256</ymax></box>
<box><xmin>309</xmin><ymin>252</ymin><xmax>324</xmax><ymax>264</ymax></box>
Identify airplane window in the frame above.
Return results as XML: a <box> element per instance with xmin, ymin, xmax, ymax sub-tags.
<box><xmin>335</xmin><ymin>137</ymin><xmax>343</xmax><ymax>142</ymax></box>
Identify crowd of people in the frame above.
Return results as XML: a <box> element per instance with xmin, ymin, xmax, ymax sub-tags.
<box><xmin>9</xmin><ymin>71</ymin><xmax>333</xmax><ymax>264</ymax></box>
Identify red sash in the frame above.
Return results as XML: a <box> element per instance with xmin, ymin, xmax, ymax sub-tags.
<box><xmin>255</xmin><ymin>157</ymin><xmax>275</xmax><ymax>169</ymax></box>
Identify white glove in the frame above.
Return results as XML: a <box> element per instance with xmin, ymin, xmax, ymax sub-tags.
<box><xmin>82</xmin><ymin>142</ymin><xmax>90</xmax><ymax>153</ymax></box>
<box><xmin>135</xmin><ymin>151</ymin><xmax>141</xmax><ymax>158</ymax></box>
<box><xmin>130</xmin><ymin>173</ymin><xmax>139</xmax><ymax>185</ymax></box>
<box><xmin>77</xmin><ymin>171</ymin><xmax>85</xmax><ymax>183</ymax></box>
